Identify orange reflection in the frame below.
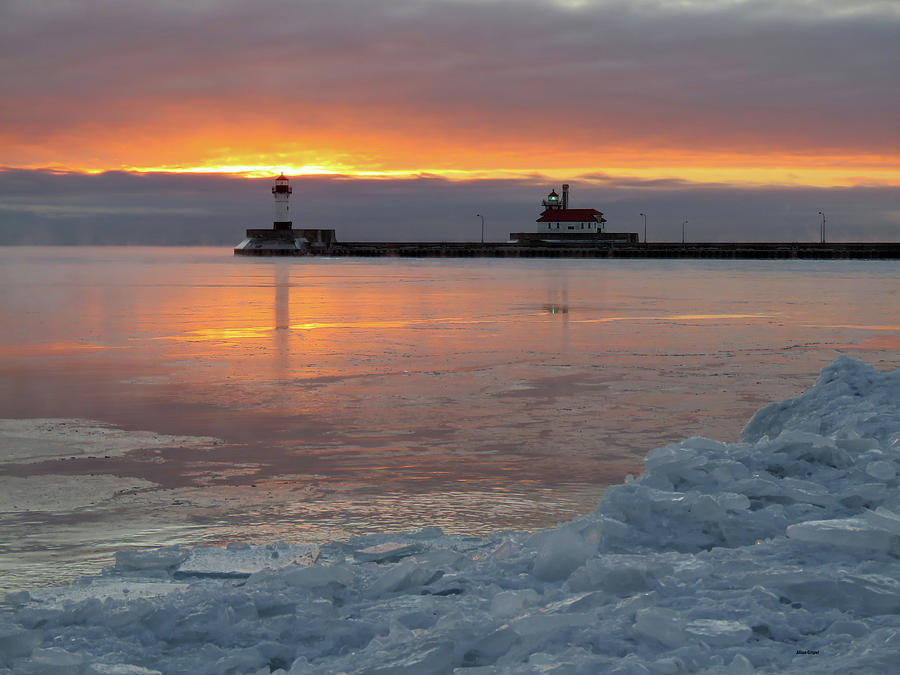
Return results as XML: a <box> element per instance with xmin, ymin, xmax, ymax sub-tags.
<box><xmin>570</xmin><ymin>313</ymin><xmax>773</xmax><ymax>324</ymax></box>
<box><xmin>289</xmin><ymin>321</ymin><xmax>413</xmax><ymax>331</ymax></box>
<box><xmin>168</xmin><ymin>317</ymin><xmax>503</xmax><ymax>343</ymax></box>
<box><xmin>175</xmin><ymin>327</ymin><xmax>273</xmax><ymax>341</ymax></box>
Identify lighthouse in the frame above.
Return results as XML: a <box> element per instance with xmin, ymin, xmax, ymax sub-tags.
<box><xmin>272</xmin><ymin>173</ymin><xmax>293</xmax><ymax>231</ymax></box>
<box><xmin>535</xmin><ymin>184</ymin><xmax>605</xmax><ymax>233</ymax></box>
<box><xmin>508</xmin><ymin>182</ymin><xmax>643</xmax><ymax>242</ymax></box>
<box><xmin>235</xmin><ymin>173</ymin><xmax>335</xmax><ymax>255</ymax></box>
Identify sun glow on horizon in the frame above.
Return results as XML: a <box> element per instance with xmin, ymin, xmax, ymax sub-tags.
<box><xmin>11</xmin><ymin>159</ymin><xmax>900</xmax><ymax>189</ymax></box>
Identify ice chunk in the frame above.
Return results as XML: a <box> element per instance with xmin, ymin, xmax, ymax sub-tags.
<box><xmin>684</xmin><ymin>619</ymin><xmax>751</xmax><ymax>647</ymax></box>
<box><xmin>277</xmin><ymin>563</ymin><xmax>353</xmax><ymax>590</ymax></box>
<box><xmin>828</xmin><ymin>620</ymin><xmax>868</xmax><ymax>637</ymax></box>
<box><xmin>567</xmin><ymin>555</ymin><xmax>670</xmax><ymax>595</ymax></box>
<box><xmin>26</xmin><ymin>578</ymin><xmax>189</xmax><ymax>607</ymax></box>
<box><xmin>20</xmin><ymin>647</ymin><xmax>85</xmax><ymax>674</ymax></box>
<box><xmin>839</xmin><ymin>481</ymin><xmax>888</xmax><ymax>509</ymax></box>
<box><xmin>462</xmin><ymin>627</ymin><xmax>521</xmax><ymax>667</ymax></box>
<box><xmin>115</xmin><ymin>547</ymin><xmax>189</xmax><ymax>572</ymax></box>
<box><xmin>688</xmin><ymin>494</ymin><xmax>723</xmax><ymax>521</ymax></box>
<box><xmin>87</xmin><ymin>665</ymin><xmax>163</xmax><ymax>674</ymax></box>
<box><xmin>786</xmin><ymin>518</ymin><xmax>898</xmax><ymax>553</ymax></box>
<box><xmin>369</xmin><ymin>559</ymin><xmax>441</xmax><ymax>595</ymax></box>
<box><xmin>865</xmin><ymin>459</ymin><xmax>897</xmax><ymax>481</ymax></box>
<box><xmin>364</xmin><ymin>640</ymin><xmax>455</xmax><ymax>675</ymax></box>
<box><xmin>0</xmin><ymin>623</ymin><xmax>41</xmax><ymax>659</ymax></box>
<box><xmin>531</xmin><ymin>527</ymin><xmax>594</xmax><ymax>582</ymax></box>
<box><xmin>633</xmin><ymin>608</ymin><xmax>686</xmax><ymax>648</ymax></box>
<box><xmin>490</xmin><ymin>589</ymin><xmax>539</xmax><ymax>617</ymax></box>
<box><xmin>354</xmin><ymin>541</ymin><xmax>421</xmax><ymax>563</ymax></box>
<box><xmin>864</xmin><ymin>507</ymin><xmax>900</xmax><ymax>535</ymax></box>
<box><xmin>768</xmin><ymin>573</ymin><xmax>900</xmax><ymax>615</ymax></box>
<box><xmin>836</xmin><ymin>437</ymin><xmax>880</xmax><ymax>452</ymax></box>
<box><xmin>728</xmin><ymin>653</ymin><xmax>755</xmax><ymax>675</ymax></box>
<box><xmin>176</xmin><ymin>542</ymin><xmax>319</xmax><ymax>577</ymax></box>
<box><xmin>509</xmin><ymin>610</ymin><xmax>594</xmax><ymax>637</ymax></box>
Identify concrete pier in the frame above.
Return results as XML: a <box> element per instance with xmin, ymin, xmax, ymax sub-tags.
<box><xmin>236</xmin><ymin>178</ymin><xmax>898</xmax><ymax>259</ymax></box>
<box><xmin>296</xmin><ymin>241</ymin><xmax>900</xmax><ymax>259</ymax></box>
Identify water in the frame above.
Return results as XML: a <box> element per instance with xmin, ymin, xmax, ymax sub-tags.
<box><xmin>1</xmin><ymin>246</ymin><xmax>898</xmax><ymax>593</ymax></box>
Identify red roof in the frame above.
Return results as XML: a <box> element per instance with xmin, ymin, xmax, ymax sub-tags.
<box><xmin>548</xmin><ymin>190</ymin><xmax>559</xmax><ymax>197</ymax></box>
<box><xmin>537</xmin><ymin>208</ymin><xmax>604</xmax><ymax>223</ymax></box>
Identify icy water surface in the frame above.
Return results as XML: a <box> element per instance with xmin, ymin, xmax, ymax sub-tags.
<box><xmin>1</xmin><ymin>247</ymin><xmax>898</xmax><ymax>593</ymax></box>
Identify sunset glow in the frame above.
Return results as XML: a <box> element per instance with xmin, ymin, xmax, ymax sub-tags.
<box><xmin>14</xmin><ymin>151</ymin><xmax>900</xmax><ymax>188</ymax></box>
<box><xmin>18</xmin><ymin>159</ymin><xmax>900</xmax><ymax>189</ymax></box>
<box><xmin>2</xmin><ymin>0</ymin><xmax>898</xmax><ymax>243</ymax></box>
<box><xmin>2</xmin><ymin>0</ymin><xmax>898</xmax><ymax>189</ymax></box>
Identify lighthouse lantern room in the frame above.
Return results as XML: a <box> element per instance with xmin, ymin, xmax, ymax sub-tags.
<box><xmin>272</xmin><ymin>173</ymin><xmax>293</xmax><ymax>231</ymax></box>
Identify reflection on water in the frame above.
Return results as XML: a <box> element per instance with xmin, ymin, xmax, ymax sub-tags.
<box><xmin>274</xmin><ymin>264</ymin><xmax>290</xmax><ymax>375</ymax></box>
<box><xmin>0</xmin><ymin>247</ymin><xmax>898</xmax><ymax>592</ymax></box>
<box><xmin>543</xmin><ymin>303</ymin><xmax>569</xmax><ymax>315</ymax></box>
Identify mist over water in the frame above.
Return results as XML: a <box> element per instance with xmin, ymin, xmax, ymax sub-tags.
<box><xmin>1</xmin><ymin>247</ymin><xmax>898</xmax><ymax>592</ymax></box>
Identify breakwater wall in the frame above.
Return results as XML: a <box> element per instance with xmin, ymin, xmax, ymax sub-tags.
<box><xmin>306</xmin><ymin>241</ymin><xmax>900</xmax><ymax>259</ymax></box>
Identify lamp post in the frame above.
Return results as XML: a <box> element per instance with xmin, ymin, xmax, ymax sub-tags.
<box><xmin>818</xmin><ymin>211</ymin><xmax>825</xmax><ymax>244</ymax></box>
<box><xmin>476</xmin><ymin>214</ymin><xmax>484</xmax><ymax>244</ymax></box>
<box><xmin>640</xmin><ymin>213</ymin><xmax>647</xmax><ymax>243</ymax></box>
<box><xmin>682</xmin><ymin>219</ymin><xmax>688</xmax><ymax>244</ymax></box>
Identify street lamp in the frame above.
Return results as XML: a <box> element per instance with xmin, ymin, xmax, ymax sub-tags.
<box><xmin>640</xmin><ymin>213</ymin><xmax>647</xmax><ymax>243</ymax></box>
<box><xmin>682</xmin><ymin>219</ymin><xmax>688</xmax><ymax>244</ymax></box>
<box><xmin>476</xmin><ymin>214</ymin><xmax>484</xmax><ymax>243</ymax></box>
<box><xmin>818</xmin><ymin>211</ymin><xmax>826</xmax><ymax>244</ymax></box>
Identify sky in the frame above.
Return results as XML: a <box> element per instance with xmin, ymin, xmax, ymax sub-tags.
<box><xmin>1</xmin><ymin>0</ymin><xmax>898</xmax><ymax>243</ymax></box>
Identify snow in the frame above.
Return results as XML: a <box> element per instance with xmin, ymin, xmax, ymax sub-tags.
<box><xmin>3</xmin><ymin>356</ymin><xmax>900</xmax><ymax>674</ymax></box>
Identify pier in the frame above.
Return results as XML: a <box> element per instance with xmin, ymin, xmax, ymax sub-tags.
<box><xmin>304</xmin><ymin>241</ymin><xmax>900</xmax><ymax>259</ymax></box>
<box><xmin>235</xmin><ymin>176</ymin><xmax>899</xmax><ymax>259</ymax></box>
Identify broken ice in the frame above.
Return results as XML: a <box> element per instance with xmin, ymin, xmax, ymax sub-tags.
<box><xmin>3</xmin><ymin>356</ymin><xmax>900</xmax><ymax>673</ymax></box>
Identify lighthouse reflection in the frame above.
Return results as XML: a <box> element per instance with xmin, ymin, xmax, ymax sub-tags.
<box><xmin>273</xmin><ymin>263</ymin><xmax>290</xmax><ymax>371</ymax></box>
<box><xmin>543</xmin><ymin>303</ymin><xmax>569</xmax><ymax>315</ymax></box>
<box><xmin>274</xmin><ymin>264</ymin><xmax>290</xmax><ymax>331</ymax></box>
<box><xmin>544</xmin><ymin>282</ymin><xmax>569</xmax><ymax>319</ymax></box>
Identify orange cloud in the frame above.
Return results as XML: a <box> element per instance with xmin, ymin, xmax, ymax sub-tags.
<box><xmin>2</xmin><ymin>1</ymin><xmax>898</xmax><ymax>187</ymax></box>
<box><xmin>2</xmin><ymin>96</ymin><xmax>898</xmax><ymax>187</ymax></box>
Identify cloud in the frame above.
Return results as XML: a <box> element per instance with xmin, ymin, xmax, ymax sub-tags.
<box><xmin>1</xmin><ymin>0</ymin><xmax>898</xmax><ymax>172</ymax></box>
<box><xmin>1</xmin><ymin>169</ymin><xmax>897</xmax><ymax>245</ymax></box>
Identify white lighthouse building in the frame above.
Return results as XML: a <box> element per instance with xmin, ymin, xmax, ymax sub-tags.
<box><xmin>234</xmin><ymin>173</ymin><xmax>336</xmax><ymax>255</ymax></box>
<box><xmin>272</xmin><ymin>173</ymin><xmax>293</xmax><ymax>230</ymax></box>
